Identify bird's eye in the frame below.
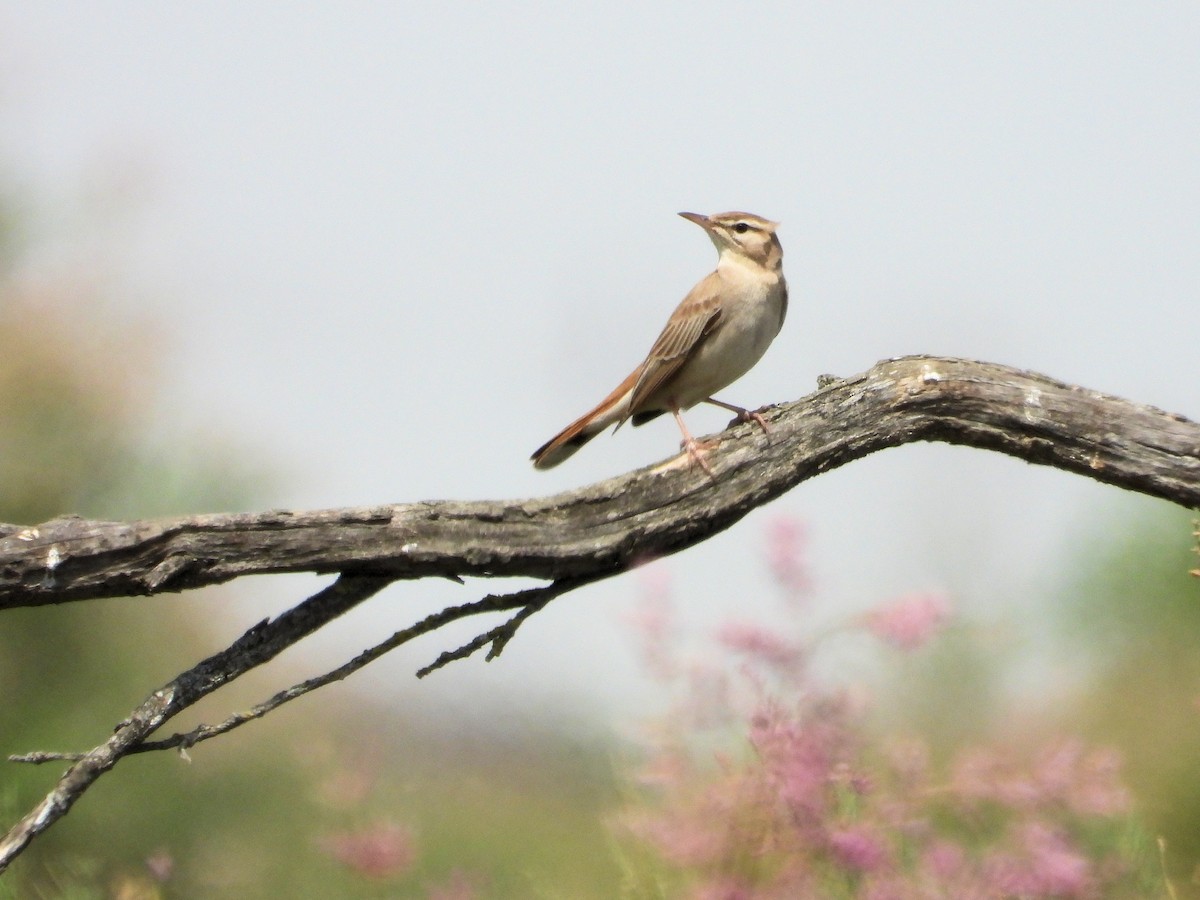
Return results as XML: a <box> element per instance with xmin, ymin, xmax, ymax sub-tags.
<box><xmin>733</xmin><ymin>222</ymin><xmax>750</xmax><ymax>234</ymax></box>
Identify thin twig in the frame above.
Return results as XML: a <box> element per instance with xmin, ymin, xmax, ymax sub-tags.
<box><xmin>0</xmin><ymin>574</ymin><xmax>391</xmax><ymax>872</ymax></box>
<box><xmin>8</xmin><ymin>579</ymin><xmax>592</xmax><ymax>765</ymax></box>
<box><xmin>130</xmin><ymin>582</ymin><xmax>576</xmax><ymax>754</ymax></box>
<box><xmin>416</xmin><ymin>579</ymin><xmax>581</xmax><ymax>677</ymax></box>
<box><xmin>7</xmin><ymin>593</ymin><xmax>499</xmax><ymax>763</ymax></box>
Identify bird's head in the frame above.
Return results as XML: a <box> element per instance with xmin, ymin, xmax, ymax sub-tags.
<box><xmin>678</xmin><ymin>211</ymin><xmax>782</xmax><ymax>269</ymax></box>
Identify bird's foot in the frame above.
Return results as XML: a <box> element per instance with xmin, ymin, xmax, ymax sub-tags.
<box><xmin>704</xmin><ymin>397</ymin><xmax>772</xmax><ymax>434</ymax></box>
<box><xmin>679</xmin><ymin>436</ymin><xmax>718</xmax><ymax>478</ymax></box>
<box><xmin>727</xmin><ymin>407</ymin><xmax>771</xmax><ymax>434</ymax></box>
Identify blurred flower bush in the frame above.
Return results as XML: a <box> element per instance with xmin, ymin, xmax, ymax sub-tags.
<box><xmin>614</xmin><ymin>516</ymin><xmax>1161</xmax><ymax>899</ymax></box>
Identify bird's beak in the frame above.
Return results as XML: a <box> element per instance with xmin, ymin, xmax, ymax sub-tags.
<box><xmin>677</xmin><ymin>211</ymin><xmax>712</xmax><ymax>229</ymax></box>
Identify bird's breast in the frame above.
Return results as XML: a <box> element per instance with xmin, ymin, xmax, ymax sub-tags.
<box><xmin>669</xmin><ymin>274</ymin><xmax>787</xmax><ymax>407</ymax></box>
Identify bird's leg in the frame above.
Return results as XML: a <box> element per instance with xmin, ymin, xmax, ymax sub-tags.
<box><xmin>671</xmin><ymin>409</ymin><xmax>716</xmax><ymax>478</ymax></box>
<box><xmin>704</xmin><ymin>397</ymin><xmax>771</xmax><ymax>433</ymax></box>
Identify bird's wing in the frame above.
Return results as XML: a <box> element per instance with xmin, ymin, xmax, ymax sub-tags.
<box><xmin>625</xmin><ymin>271</ymin><xmax>724</xmax><ymax>417</ymax></box>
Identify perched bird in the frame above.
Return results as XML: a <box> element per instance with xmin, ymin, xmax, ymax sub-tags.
<box><xmin>531</xmin><ymin>210</ymin><xmax>787</xmax><ymax>475</ymax></box>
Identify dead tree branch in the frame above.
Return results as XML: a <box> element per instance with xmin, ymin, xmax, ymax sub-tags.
<box><xmin>1</xmin><ymin>355</ymin><xmax>1197</xmax><ymax>872</ymax></box>
<box><xmin>3</xmin><ymin>357</ymin><xmax>1197</xmax><ymax>613</ymax></box>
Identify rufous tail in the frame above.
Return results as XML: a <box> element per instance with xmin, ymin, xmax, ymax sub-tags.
<box><xmin>531</xmin><ymin>372</ymin><xmax>636</xmax><ymax>469</ymax></box>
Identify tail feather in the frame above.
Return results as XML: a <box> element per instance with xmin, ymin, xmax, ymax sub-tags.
<box><xmin>531</xmin><ymin>373</ymin><xmax>636</xmax><ymax>469</ymax></box>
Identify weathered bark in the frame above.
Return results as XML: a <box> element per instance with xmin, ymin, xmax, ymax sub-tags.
<box><xmin>3</xmin><ymin>356</ymin><xmax>1197</xmax><ymax>610</ymax></box>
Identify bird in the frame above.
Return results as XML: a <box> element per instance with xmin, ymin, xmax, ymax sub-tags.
<box><xmin>531</xmin><ymin>210</ymin><xmax>787</xmax><ymax>475</ymax></box>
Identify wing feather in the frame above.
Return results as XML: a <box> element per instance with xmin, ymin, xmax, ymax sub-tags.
<box><xmin>625</xmin><ymin>273</ymin><xmax>725</xmax><ymax>418</ymax></box>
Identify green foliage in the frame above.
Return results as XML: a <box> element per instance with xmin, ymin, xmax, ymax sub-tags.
<box><xmin>1054</xmin><ymin>497</ymin><xmax>1200</xmax><ymax>888</ymax></box>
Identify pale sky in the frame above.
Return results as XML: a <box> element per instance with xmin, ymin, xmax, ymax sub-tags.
<box><xmin>4</xmin><ymin>3</ymin><xmax>1198</xmax><ymax>725</ymax></box>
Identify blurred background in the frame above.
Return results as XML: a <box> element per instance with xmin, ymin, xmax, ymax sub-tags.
<box><xmin>0</xmin><ymin>3</ymin><xmax>1197</xmax><ymax>896</ymax></box>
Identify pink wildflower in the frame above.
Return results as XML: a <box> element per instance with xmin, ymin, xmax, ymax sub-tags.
<box><xmin>749</xmin><ymin>700</ymin><xmax>857</xmax><ymax>826</ymax></box>
<box><xmin>1035</xmin><ymin>739</ymin><xmax>1131</xmax><ymax>816</ymax></box>
<box><xmin>952</xmin><ymin>739</ymin><xmax>1132</xmax><ymax>819</ymax></box>
<box><xmin>953</xmin><ymin>746</ymin><xmax>1042</xmax><ymax>810</ymax></box>
<box><xmin>615</xmin><ymin>535</ymin><xmax>1147</xmax><ymax>896</ymax></box>
<box><xmin>864</xmin><ymin>592</ymin><xmax>951</xmax><ymax>650</ymax></box>
<box><xmin>1022</xmin><ymin>823</ymin><xmax>1092</xmax><ymax>895</ymax></box>
<box><xmin>144</xmin><ymin>848</ymin><xmax>174</xmax><ymax>882</ymax></box>
<box><xmin>922</xmin><ymin>839</ymin><xmax>967</xmax><ymax>879</ymax></box>
<box><xmin>985</xmin><ymin>822</ymin><xmax>1092</xmax><ymax>897</ymax></box>
<box><xmin>626</xmin><ymin>808</ymin><xmax>727</xmax><ymax>867</ymax></box>
<box><xmin>828</xmin><ymin>825</ymin><xmax>890</xmax><ymax>873</ymax></box>
<box><xmin>625</xmin><ymin>566</ymin><xmax>678</xmax><ymax>679</ymax></box>
<box><xmin>318</xmin><ymin>820</ymin><xmax>416</xmax><ymax>880</ymax></box>
<box><xmin>750</xmin><ymin>711</ymin><xmax>829</xmax><ymax>819</ymax></box>
<box><xmin>717</xmin><ymin>620</ymin><xmax>805</xmax><ymax>670</ymax></box>
<box><xmin>765</xmin><ymin>515</ymin><xmax>812</xmax><ymax>597</ymax></box>
<box><xmin>1069</xmin><ymin>745</ymin><xmax>1131</xmax><ymax>816</ymax></box>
